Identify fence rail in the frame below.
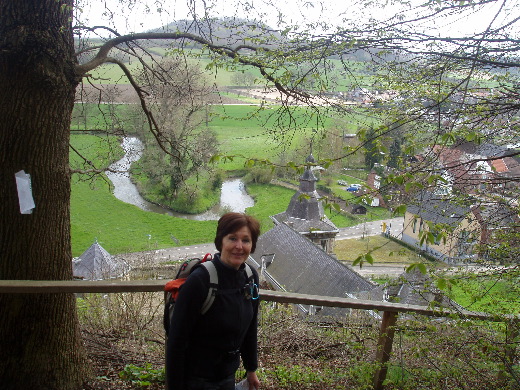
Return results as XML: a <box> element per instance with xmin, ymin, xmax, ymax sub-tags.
<box><xmin>1</xmin><ymin>279</ymin><xmax>518</xmax><ymax>389</ymax></box>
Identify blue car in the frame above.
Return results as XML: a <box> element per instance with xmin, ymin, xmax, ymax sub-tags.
<box><xmin>346</xmin><ymin>184</ymin><xmax>362</xmax><ymax>192</ymax></box>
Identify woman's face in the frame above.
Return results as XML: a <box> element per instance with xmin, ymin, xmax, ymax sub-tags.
<box><xmin>220</xmin><ymin>225</ymin><xmax>253</xmax><ymax>270</ymax></box>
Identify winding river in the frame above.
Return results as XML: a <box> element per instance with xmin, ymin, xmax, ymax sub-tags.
<box><xmin>105</xmin><ymin>137</ymin><xmax>254</xmax><ymax>221</ymax></box>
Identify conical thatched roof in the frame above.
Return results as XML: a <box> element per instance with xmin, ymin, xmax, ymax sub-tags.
<box><xmin>72</xmin><ymin>241</ymin><xmax>130</xmax><ymax>280</ymax></box>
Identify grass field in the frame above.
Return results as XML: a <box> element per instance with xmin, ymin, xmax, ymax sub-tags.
<box><xmin>86</xmin><ymin>48</ymin><xmax>376</xmax><ymax>90</ymax></box>
<box><xmin>335</xmin><ymin>235</ymin><xmax>421</xmax><ymax>264</ymax></box>
<box><xmin>69</xmin><ymin>132</ymin><xmax>298</xmax><ymax>255</ymax></box>
<box><xmin>447</xmin><ymin>278</ymin><xmax>520</xmax><ymax>314</ymax></box>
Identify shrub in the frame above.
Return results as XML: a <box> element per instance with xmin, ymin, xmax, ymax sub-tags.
<box><xmin>119</xmin><ymin>363</ymin><xmax>165</xmax><ymax>387</ymax></box>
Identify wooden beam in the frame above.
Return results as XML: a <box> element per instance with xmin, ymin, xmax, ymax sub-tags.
<box><xmin>0</xmin><ymin>280</ymin><xmax>517</xmax><ymax>322</ymax></box>
<box><xmin>373</xmin><ymin>311</ymin><xmax>398</xmax><ymax>390</ymax></box>
<box><xmin>0</xmin><ymin>279</ymin><xmax>165</xmax><ymax>293</ymax></box>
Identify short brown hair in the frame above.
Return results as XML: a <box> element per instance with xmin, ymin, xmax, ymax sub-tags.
<box><xmin>214</xmin><ymin>212</ymin><xmax>261</xmax><ymax>253</ymax></box>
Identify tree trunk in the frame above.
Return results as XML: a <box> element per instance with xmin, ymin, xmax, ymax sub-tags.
<box><xmin>0</xmin><ymin>1</ymin><xmax>88</xmax><ymax>389</ymax></box>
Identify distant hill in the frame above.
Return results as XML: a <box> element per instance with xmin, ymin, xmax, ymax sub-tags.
<box><xmin>145</xmin><ymin>17</ymin><xmax>284</xmax><ymax>49</ymax></box>
<box><xmin>76</xmin><ymin>17</ymin><xmax>393</xmax><ymax>65</ymax></box>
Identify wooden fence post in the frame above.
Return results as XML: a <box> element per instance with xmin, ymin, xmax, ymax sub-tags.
<box><xmin>499</xmin><ymin>320</ymin><xmax>519</xmax><ymax>381</ymax></box>
<box><xmin>373</xmin><ymin>310</ymin><xmax>398</xmax><ymax>390</ymax></box>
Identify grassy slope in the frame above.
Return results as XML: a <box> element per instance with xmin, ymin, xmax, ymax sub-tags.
<box><xmin>71</xmin><ymin>178</ymin><xmax>216</xmax><ymax>255</ymax></box>
<box><xmin>70</xmin><ymin>135</ymin><xmax>212</xmax><ymax>255</ymax></box>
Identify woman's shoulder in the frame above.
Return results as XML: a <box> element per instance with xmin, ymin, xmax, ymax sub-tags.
<box><xmin>186</xmin><ymin>262</ymin><xmax>212</xmax><ymax>284</ymax></box>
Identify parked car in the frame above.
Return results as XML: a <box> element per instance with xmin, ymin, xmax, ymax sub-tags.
<box><xmin>337</xmin><ymin>180</ymin><xmax>348</xmax><ymax>186</ymax></box>
<box><xmin>346</xmin><ymin>184</ymin><xmax>362</xmax><ymax>192</ymax></box>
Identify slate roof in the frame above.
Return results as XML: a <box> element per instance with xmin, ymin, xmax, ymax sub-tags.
<box><xmin>271</xmin><ymin>212</ymin><xmax>339</xmax><ymax>234</ymax></box>
<box><xmin>476</xmin><ymin>202</ymin><xmax>519</xmax><ymax>229</ymax></box>
<box><xmin>407</xmin><ymin>191</ymin><xmax>471</xmax><ymax>227</ymax></box>
<box><xmin>248</xmin><ymin>223</ymin><xmax>376</xmax><ymax>318</ymax></box>
<box><xmin>475</xmin><ymin>143</ymin><xmax>510</xmax><ymax>158</ymax></box>
<box><xmin>72</xmin><ymin>241</ymin><xmax>130</xmax><ymax>280</ymax></box>
<box><xmin>359</xmin><ymin>269</ymin><xmax>465</xmax><ymax>312</ymax></box>
<box><xmin>456</xmin><ymin>141</ymin><xmax>510</xmax><ymax>158</ymax></box>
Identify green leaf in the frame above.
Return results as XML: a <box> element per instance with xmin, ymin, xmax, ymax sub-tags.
<box><xmin>209</xmin><ymin>154</ymin><xmax>221</xmax><ymax>164</ymax></box>
<box><xmin>365</xmin><ymin>253</ymin><xmax>375</xmax><ymax>265</ymax></box>
<box><xmin>436</xmin><ymin>278</ymin><xmax>447</xmax><ymax>290</ymax></box>
<box><xmin>393</xmin><ymin>204</ymin><xmax>406</xmax><ymax>215</ymax></box>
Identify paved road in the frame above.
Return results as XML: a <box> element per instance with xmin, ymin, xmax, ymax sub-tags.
<box><xmin>335</xmin><ymin>217</ymin><xmax>403</xmax><ymax>240</ymax></box>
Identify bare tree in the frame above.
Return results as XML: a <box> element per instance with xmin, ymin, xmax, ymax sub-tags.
<box><xmin>133</xmin><ymin>57</ymin><xmax>218</xmax><ymax>205</ymax></box>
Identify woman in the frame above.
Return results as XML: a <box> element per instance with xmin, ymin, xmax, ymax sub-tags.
<box><xmin>166</xmin><ymin>212</ymin><xmax>261</xmax><ymax>390</ymax></box>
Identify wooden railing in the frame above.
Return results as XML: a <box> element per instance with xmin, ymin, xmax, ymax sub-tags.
<box><xmin>1</xmin><ymin>279</ymin><xmax>518</xmax><ymax>390</ymax></box>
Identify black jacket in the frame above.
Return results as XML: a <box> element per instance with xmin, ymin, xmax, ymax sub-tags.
<box><xmin>166</xmin><ymin>254</ymin><xmax>259</xmax><ymax>389</ymax></box>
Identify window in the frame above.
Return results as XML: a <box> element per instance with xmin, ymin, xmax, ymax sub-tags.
<box><xmin>320</xmin><ymin>239</ymin><xmax>327</xmax><ymax>251</ymax></box>
<box><xmin>457</xmin><ymin>230</ymin><xmax>474</xmax><ymax>256</ymax></box>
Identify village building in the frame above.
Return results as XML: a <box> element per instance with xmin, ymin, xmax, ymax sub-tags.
<box><xmin>401</xmin><ymin>191</ymin><xmax>477</xmax><ymax>263</ymax></box>
<box><xmin>429</xmin><ymin>141</ymin><xmax>520</xmax><ymax>196</ymax></box>
<box><xmin>271</xmin><ymin>154</ymin><xmax>339</xmax><ymax>255</ymax></box>
<box><xmin>401</xmin><ymin>191</ymin><xmax>519</xmax><ymax>264</ymax></box>
<box><xmin>249</xmin><ymin>155</ymin><xmax>477</xmax><ymax>319</ymax></box>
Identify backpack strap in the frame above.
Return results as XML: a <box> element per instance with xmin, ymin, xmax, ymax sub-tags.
<box><xmin>200</xmin><ymin>261</ymin><xmax>218</xmax><ymax>315</ymax></box>
<box><xmin>244</xmin><ymin>263</ymin><xmax>253</xmax><ymax>278</ymax></box>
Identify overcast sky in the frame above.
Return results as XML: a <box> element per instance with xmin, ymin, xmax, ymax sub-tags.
<box><xmin>77</xmin><ymin>0</ymin><xmax>516</xmax><ymax>38</ymax></box>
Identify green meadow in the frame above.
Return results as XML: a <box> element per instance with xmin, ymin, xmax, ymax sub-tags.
<box><xmin>447</xmin><ymin>278</ymin><xmax>520</xmax><ymax>314</ymax></box>
<box><xmin>70</xmin><ymin>148</ymin><xmax>295</xmax><ymax>256</ymax></box>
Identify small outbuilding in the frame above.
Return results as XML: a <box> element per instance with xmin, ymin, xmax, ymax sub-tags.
<box><xmin>346</xmin><ymin>204</ymin><xmax>367</xmax><ymax>215</ymax></box>
<box><xmin>72</xmin><ymin>240</ymin><xmax>130</xmax><ymax>280</ymax></box>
